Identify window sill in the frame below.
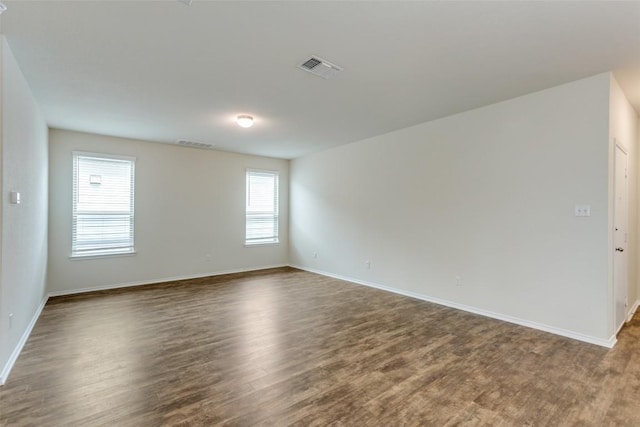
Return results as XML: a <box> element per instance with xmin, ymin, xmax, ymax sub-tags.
<box><xmin>244</xmin><ymin>241</ymin><xmax>280</xmax><ymax>248</ymax></box>
<box><xmin>69</xmin><ymin>251</ymin><xmax>137</xmax><ymax>261</ymax></box>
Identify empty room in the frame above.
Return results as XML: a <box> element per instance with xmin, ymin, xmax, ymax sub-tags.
<box><xmin>1</xmin><ymin>0</ymin><xmax>640</xmax><ymax>425</ymax></box>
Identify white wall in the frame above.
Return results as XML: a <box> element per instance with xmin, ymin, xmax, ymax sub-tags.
<box><xmin>0</xmin><ymin>37</ymin><xmax>49</xmax><ymax>383</ymax></box>
<box><xmin>609</xmin><ymin>75</ymin><xmax>639</xmax><ymax>321</ymax></box>
<box><xmin>48</xmin><ymin>129</ymin><xmax>289</xmax><ymax>294</ymax></box>
<box><xmin>290</xmin><ymin>73</ymin><xmax>613</xmax><ymax>343</ymax></box>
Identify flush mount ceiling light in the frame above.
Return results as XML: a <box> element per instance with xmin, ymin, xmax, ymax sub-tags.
<box><xmin>237</xmin><ymin>115</ymin><xmax>254</xmax><ymax>128</ymax></box>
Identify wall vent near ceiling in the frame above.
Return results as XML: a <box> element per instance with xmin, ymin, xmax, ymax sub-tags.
<box><xmin>175</xmin><ymin>139</ymin><xmax>216</xmax><ymax>150</ymax></box>
<box><xmin>298</xmin><ymin>56</ymin><xmax>343</xmax><ymax>80</ymax></box>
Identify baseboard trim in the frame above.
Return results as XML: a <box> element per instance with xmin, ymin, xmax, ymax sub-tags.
<box><xmin>628</xmin><ymin>300</ymin><xmax>640</xmax><ymax>322</ymax></box>
<box><xmin>3</xmin><ymin>264</ymin><xmax>288</xmax><ymax>385</ymax></box>
<box><xmin>1</xmin><ymin>295</ymin><xmax>49</xmax><ymax>385</ymax></box>
<box><xmin>3</xmin><ymin>264</ymin><xmax>617</xmax><ymax>386</ymax></box>
<box><xmin>290</xmin><ymin>265</ymin><xmax>617</xmax><ymax>349</ymax></box>
<box><xmin>47</xmin><ymin>264</ymin><xmax>289</xmax><ymax>297</ymax></box>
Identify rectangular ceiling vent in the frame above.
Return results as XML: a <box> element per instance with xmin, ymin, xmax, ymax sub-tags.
<box><xmin>298</xmin><ymin>56</ymin><xmax>343</xmax><ymax>80</ymax></box>
<box><xmin>175</xmin><ymin>139</ymin><xmax>216</xmax><ymax>150</ymax></box>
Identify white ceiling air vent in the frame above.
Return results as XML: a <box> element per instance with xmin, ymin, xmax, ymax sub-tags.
<box><xmin>298</xmin><ymin>56</ymin><xmax>343</xmax><ymax>80</ymax></box>
<box><xmin>175</xmin><ymin>139</ymin><xmax>216</xmax><ymax>150</ymax></box>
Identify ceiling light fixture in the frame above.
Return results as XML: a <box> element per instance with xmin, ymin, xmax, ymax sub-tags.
<box><xmin>237</xmin><ymin>115</ymin><xmax>254</xmax><ymax>128</ymax></box>
<box><xmin>0</xmin><ymin>2</ymin><xmax>7</xmax><ymax>14</ymax></box>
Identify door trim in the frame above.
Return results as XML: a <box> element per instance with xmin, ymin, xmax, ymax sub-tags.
<box><xmin>613</xmin><ymin>139</ymin><xmax>629</xmax><ymax>335</ymax></box>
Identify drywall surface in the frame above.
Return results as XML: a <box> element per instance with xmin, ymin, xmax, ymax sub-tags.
<box><xmin>48</xmin><ymin>129</ymin><xmax>289</xmax><ymax>294</ymax></box>
<box><xmin>290</xmin><ymin>73</ymin><xmax>612</xmax><ymax>341</ymax></box>
<box><xmin>609</xmin><ymin>75</ymin><xmax>639</xmax><ymax>323</ymax></box>
<box><xmin>0</xmin><ymin>37</ymin><xmax>49</xmax><ymax>381</ymax></box>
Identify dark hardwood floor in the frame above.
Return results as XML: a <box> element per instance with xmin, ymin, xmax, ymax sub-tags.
<box><xmin>1</xmin><ymin>267</ymin><xmax>639</xmax><ymax>426</ymax></box>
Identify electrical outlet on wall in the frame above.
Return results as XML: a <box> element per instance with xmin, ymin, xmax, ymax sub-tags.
<box><xmin>574</xmin><ymin>205</ymin><xmax>591</xmax><ymax>217</ymax></box>
<box><xmin>455</xmin><ymin>276</ymin><xmax>462</xmax><ymax>286</ymax></box>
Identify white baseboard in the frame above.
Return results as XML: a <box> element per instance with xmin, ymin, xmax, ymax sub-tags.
<box><xmin>290</xmin><ymin>265</ymin><xmax>617</xmax><ymax>349</ymax></box>
<box><xmin>1</xmin><ymin>295</ymin><xmax>49</xmax><ymax>385</ymax></box>
<box><xmin>2</xmin><ymin>264</ymin><xmax>288</xmax><ymax>385</ymax></box>
<box><xmin>628</xmin><ymin>300</ymin><xmax>640</xmax><ymax>322</ymax></box>
<box><xmin>48</xmin><ymin>264</ymin><xmax>288</xmax><ymax>297</ymax></box>
<box><xmin>2</xmin><ymin>264</ymin><xmax>617</xmax><ymax>386</ymax></box>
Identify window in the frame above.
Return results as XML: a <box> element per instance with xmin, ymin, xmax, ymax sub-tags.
<box><xmin>246</xmin><ymin>170</ymin><xmax>279</xmax><ymax>245</ymax></box>
<box><xmin>72</xmin><ymin>152</ymin><xmax>135</xmax><ymax>257</ymax></box>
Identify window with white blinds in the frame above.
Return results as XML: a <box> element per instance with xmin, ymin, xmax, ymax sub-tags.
<box><xmin>72</xmin><ymin>152</ymin><xmax>135</xmax><ymax>257</ymax></box>
<box><xmin>246</xmin><ymin>170</ymin><xmax>279</xmax><ymax>245</ymax></box>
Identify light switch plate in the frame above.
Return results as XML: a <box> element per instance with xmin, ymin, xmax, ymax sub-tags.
<box><xmin>575</xmin><ymin>205</ymin><xmax>590</xmax><ymax>217</ymax></box>
<box><xmin>9</xmin><ymin>191</ymin><xmax>20</xmax><ymax>205</ymax></box>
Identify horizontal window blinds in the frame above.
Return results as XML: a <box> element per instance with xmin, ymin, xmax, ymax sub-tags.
<box><xmin>72</xmin><ymin>153</ymin><xmax>135</xmax><ymax>257</ymax></box>
<box><xmin>246</xmin><ymin>170</ymin><xmax>279</xmax><ymax>245</ymax></box>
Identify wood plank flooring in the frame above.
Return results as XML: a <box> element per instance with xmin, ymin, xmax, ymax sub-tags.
<box><xmin>1</xmin><ymin>267</ymin><xmax>639</xmax><ymax>426</ymax></box>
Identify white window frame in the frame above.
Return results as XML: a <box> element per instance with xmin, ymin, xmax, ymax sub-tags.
<box><xmin>71</xmin><ymin>151</ymin><xmax>136</xmax><ymax>259</ymax></box>
<box><xmin>245</xmin><ymin>169</ymin><xmax>280</xmax><ymax>246</ymax></box>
